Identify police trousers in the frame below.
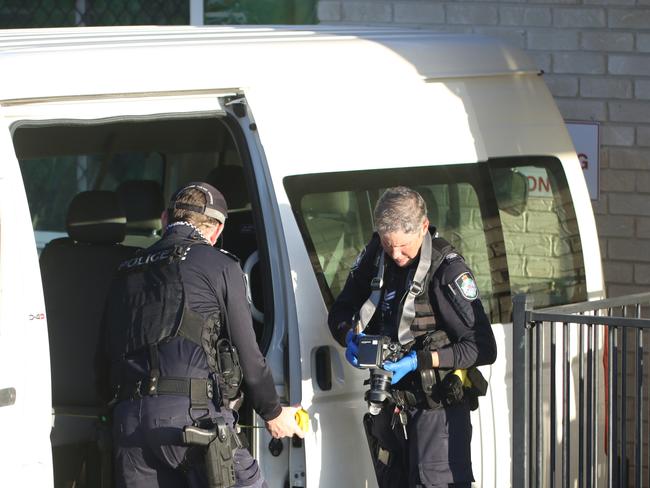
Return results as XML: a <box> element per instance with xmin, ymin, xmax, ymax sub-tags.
<box><xmin>111</xmin><ymin>396</ymin><xmax>266</xmax><ymax>488</ymax></box>
<box><xmin>365</xmin><ymin>401</ymin><xmax>473</xmax><ymax>488</ymax></box>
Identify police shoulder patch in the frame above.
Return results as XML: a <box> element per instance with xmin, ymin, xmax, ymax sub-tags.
<box><xmin>454</xmin><ymin>272</ymin><xmax>478</xmax><ymax>301</ymax></box>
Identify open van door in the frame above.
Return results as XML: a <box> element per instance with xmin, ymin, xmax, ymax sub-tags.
<box><xmin>0</xmin><ymin>112</ymin><xmax>54</xmax><ymax>487</ymax></box>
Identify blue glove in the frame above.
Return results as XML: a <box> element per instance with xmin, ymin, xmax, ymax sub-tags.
<box><xmin>383</xmin><ymin>351</ymin><xmax>418</xmax><ymax>384</ymax></box>
<box><xmin>345</xmin><ymin>330</ymin><xmax>364</xmax><ymax>368</ymax></box>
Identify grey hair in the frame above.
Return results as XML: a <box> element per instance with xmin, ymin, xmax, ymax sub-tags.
<box><xmin>373</xmin><ymin>186</ymin><xmax>428</xmax><ymax>235</ymax></box>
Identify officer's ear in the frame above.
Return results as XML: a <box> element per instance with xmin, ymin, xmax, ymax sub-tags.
<box><xmin>208</xmin><ymin>222</ymin><xmax>224</xmax><ymax>246</ymax></box>
<box><xmin>161</xmin><ymin>209</ymin><xmax>169</xmax><ymax>229</ymax></box>
<box><xmin>421</xmin><ymin>218</ymin><xmax>430</xmax><ymax>235</ymax></box>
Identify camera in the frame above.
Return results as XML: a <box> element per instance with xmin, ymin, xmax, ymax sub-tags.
<box><xmin>357</xmin><ymin>335</ymin><xmax>406</xmax><ymax>415</ymax></box>
<box><xmin>357</xmin><ymin>335</ymin><xmax>404</xmax><ymax>368</ymax></box>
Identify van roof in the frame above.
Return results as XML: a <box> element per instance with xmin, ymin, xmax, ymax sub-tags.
<box><xmin>0</xmin><ymin>25</ymin><xmax>538</xmax><ymax>103</ymax></box>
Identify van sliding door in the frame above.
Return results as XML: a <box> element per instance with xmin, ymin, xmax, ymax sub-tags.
<box><xmin>0</xmin><ymin>112</ymin><xmax>54</xmax><ymax>488</ymax></box>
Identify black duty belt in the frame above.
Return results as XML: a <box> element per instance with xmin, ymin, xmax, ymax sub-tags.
<box><xmin>119</xmin><ymin>376</ymin><xmax>215</xmax><ymax>406</ymax></box>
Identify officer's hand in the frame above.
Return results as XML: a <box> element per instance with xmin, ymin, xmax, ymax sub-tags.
<box><xmin>383</xmin><ymin>351</ymin><xmax>418</xmax><ymax>384</ymax></box>
<box><xmin>345</xmin><ymin>330</ymin><xmax>364</xmax><ymax>368</ymax></box>
<box><xmin>266</xmin><ymin>406</ymin><xmax>305</xmax><ymax>439</ymax></box>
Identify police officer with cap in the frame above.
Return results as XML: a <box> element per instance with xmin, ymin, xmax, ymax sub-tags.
<box><xmin>328</xmin><ymin>186</ymin><xmax>497</xmax><ymax>488</ymax></box>
<box><xmin>97</xmin><ymin>182</ymin><xmax>304</xmax><ymax>488</ymax></box>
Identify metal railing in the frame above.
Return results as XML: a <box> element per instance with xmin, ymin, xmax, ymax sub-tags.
<box><xmin>513</xmin><ymin>292</ymin><xmax>650</xmax><ymax>488</ymax></box>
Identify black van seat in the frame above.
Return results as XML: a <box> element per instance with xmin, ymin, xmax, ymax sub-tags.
<box><xmin>117</xmin><ymin>179</ymin><xmax>164</xmax><ymax>248</ymax></box>
<box><xmin>40</xmin><ymin>190</ymin><xmax>140</xmax><ymax>488</ymax></box>
<box><xmin>207</xmin><ymin>165</ymin><xmax>257</xmax><ymax>262</ymax></box>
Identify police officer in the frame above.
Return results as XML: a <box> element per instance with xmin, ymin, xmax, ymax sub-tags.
<box><xmin>97</xmin><ymin>182</ymin><xmax>304</xmax><ymax>488</ymax></box>
<box><xmin>328</xmin><ymin>186</ymin><xmax>497</xmax><ymax>488</ymax></box>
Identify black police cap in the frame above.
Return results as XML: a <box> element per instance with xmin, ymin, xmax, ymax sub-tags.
<box><xmin>169</xmin><ymin>182</ymin><xmax>228</xmax><ymax>223</ymax></box>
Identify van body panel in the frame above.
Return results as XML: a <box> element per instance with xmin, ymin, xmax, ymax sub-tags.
<box><xmin>0</xmin><ymin>25</ymin><xmax>604</xmax><ymax>488</ymax></box>
<box><xmin>0</xmin><ymin>113</ymin><xmax>53</xmax><ymax>488</ymax></box>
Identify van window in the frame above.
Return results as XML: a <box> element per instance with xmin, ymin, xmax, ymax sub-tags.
<box><xmin>284</xmin><ymin>157</ymin><xmax>586</xmax><ymax>323</ymax></box>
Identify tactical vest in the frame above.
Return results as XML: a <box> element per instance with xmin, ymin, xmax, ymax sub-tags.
<box><xmin>357</xmin><ymin>232</ymin><xmax>483</xmax><ymax>410</ymax></box>
<box><xmin>104</xmin><ymin>236</ymin><xmax>239</xmax><ymax>407</ymax></box>
<box><xmin>358</xmin><ymin>232</ymin><xmax>455</xmax><ymax>345</ymax></box>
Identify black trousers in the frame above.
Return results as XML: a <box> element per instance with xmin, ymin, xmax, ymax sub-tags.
<box><xmin>111</xmin><ymin>396</ymin><xmax>266</xmax><ymax>488</ymax></box>
<box><xmin>365</xmin><ymin>402</ymin><xmax>473</xmax><ymax>488</ymax></box>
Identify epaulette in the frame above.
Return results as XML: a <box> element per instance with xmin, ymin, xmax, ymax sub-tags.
<box><xmin>444</xmin><ymin>251</ymin><xmax>464</xmax><ymax>262</ymax></box>
<box><xmin>217</xmin><ymin>247</ymin><xmax>240</xmax><ymax>262</ymax></box>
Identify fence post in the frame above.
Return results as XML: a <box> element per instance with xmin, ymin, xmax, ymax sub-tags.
<box><xmin>513</xmin><ymin>293</ymin><xmax>533</xmax><ymax>488</ymax></box>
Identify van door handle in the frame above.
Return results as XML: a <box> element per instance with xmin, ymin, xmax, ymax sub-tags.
<box><xmin>315</xmin><ymin>347</ymin><xmax>332</xmax><ymax>391</ymax></box>
<box><xmin>0</xmin><ymin>387</ymin><xmax>16</xmax><ymax>407</ymax></box>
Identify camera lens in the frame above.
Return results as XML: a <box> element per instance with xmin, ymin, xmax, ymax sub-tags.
<box><xmin>365</xmin><ymin>368</ymin><xmax>393</xmax><ymax>415</ymax></box>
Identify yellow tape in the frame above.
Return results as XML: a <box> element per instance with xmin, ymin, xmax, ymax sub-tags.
<box><xmin>295</xmin><ymin>408</ymin><xmax>310</xmax><ymax>433</ymax></box>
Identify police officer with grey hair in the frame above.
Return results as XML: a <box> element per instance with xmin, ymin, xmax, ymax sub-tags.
<box><xmin>328</xmin><ymin>186</ymin><xmax>497</xmax><ymax>488</ymax></box>
<box><xmin>97</xmin><ymin>182</ymin><xmax>304</xmax><ymax>488</ymax></box>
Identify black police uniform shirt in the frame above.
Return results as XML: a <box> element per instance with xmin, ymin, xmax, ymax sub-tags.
<box><xmin>328</xmin><ymin>232</ymin><xmax>497</xmax><ymax>371</ymax></box>
<box><xmin>98</xmin><ymin>224</ymin><xmax>282</xmax><ymax>421</ymax></box>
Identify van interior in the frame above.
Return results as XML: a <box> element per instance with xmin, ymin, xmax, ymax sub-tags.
<box><xmin>13</xmin><ymin>115</ymin><xmax>270</xmax><ymax>488</ymax></box>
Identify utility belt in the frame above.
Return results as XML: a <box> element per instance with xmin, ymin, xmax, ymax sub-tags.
<box><xmin>391</xmin><ymin>366</ymin><xmax>488</xmax><ymax>411</ymax></box>
<box><xmin>117</xmin><ymin>376</ymin><xmax>217</xmax><ymax>408</ymax></box>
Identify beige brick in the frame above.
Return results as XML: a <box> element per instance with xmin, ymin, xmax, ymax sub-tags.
<box><xmin>581</xmin><ymin>31</ymin><xmax>634</xmax><ymax>52</ymax></box>
<box><xmin>636</xmin><ymin>127</ymin><xmax>650</xmax><ymax>146</ymax></box>
<box><xmin>634</xmin><ymin>264</ymin><xmax>650</xmax><ymax>285</ymax></box>
<box><xmin>609</xmin><ymin>8</ymin><xmax>650</xmax><ymax>29</ymax></box>
<box><xmin>609</xmin><ymin>55</ymin><xmax>650</xmax><ymax>77</ymax></box>
<box><xmin>639</xmin><ymin>34</ymin><xmax>650</xmax><ymax>53</ymax></box>
<box><xmin>394</xmin><ymin>2</ymin><xmax>444</xmax><ymax>24</ymax></box>
<box><xmin>529</xmin><ymin>52</ymin><xmax>552</xmax><ymax>72</ymax></box>
<box><xmin>447</xmin><ymin>4</ymin><xmax>498</xmax><ymax>25</ymax></box>
<box><xmin>636</xmin><ymin>172</ymin><xmax>650</xmax><ymax>193</ymax></box>
<box><xmin>318</xmin><ymin>1</ymin><xmax>342</xmax><ymax>21</ymax></box>
<box><xmin>528</xmin><ymin>29</ymin><xmax>578</xmax><ymax>51</ymax></box>
<box><xmin>610</xmin><ymin>102</ymin><xmax>650</xmax><ymax>124</ymax></box>
<box><xmin>580</xmin><ymin>78</ymin><xmax>631</xmax><ymax>99</ymax></box>
<box><xmin>500</xmin><ymin>6</ymin><xmax>551</xmax><ymax>26</ymax></box>
<box><xmin>553</xmin><ymin>52</ymin><xmax>605</xmax><ymax>74</ymax></box>
<box><xmin>553</xmin><ymin>8</ymin><xmax>605</xmax><ymax>28</ymax></box>
<box><xmin>473</xmin><ymin>27</ymin><xmax>526</xmax><ymax>49</ymax></box>
<box><xmin>603</xmin><ymin>261</ymin><xmax>634</xmax><ymax>283</ymax></box>
<box><xmin>528</xmin><ymin>0</ymin><xmax>579</xmax><ymax>4</ymax></box>
<box><xmin>592</xmin><ymin>193</ymin><xmax>608</xmax><ymax>216</ymax></box>
<box><xmin>600</xmin><ymin>169</ymin><xmax>636</xmax><ymax>192</ymax></box>
<box><xmin>608</xmin><ymin>284</ymin><xmax>648</xmax><ymax>297</ymax></box>
<box><xmin>585</xmin><ymin>0</ymin><xmax>634</xmax><ymax>5</ymax></box>
<box><xmin>556</xmin><ymin>99</ymin><xmax>606</xmax><ymax>120</ymax></box>
<box><xmin>596</xmin><ymin>214</ymin><xmax>635</xmax><ymax>237</ymax></box>
<box><xmin>635</xmin><ymin>80</ymin><xmax>650</xmax><ymax>100</ymax></box>
<box><xmin>601</xmin><ymin>125</ymin><xmax>635</xmax><ymax>146</ymax></box>
<box><xmin>342</xmin><ymin>2</ymin><xmax>392</xmax><ymax>22</ymax></box>
<box><xmin>544</xmin><ymin>75</ymin><xmax>578</xmax><ymax>97</ymax></box>
<box><xmin>608</xmin><ymin>238</ymin><xmax>650</xmax><ymax>262</ymax></box>
<box><xmin>609</xmin><ymin>148</ymin><xmax>650</xmax><ymax>169</ymax></box>
<box><xmin>610</xmin><ymin>193</ymin><xmax>650</xmax><ymax>216</ymax></box>
<box><xmin>637</xmin><ymin>217</ymin><xmax>650</xmax><ymax>238</ymax></box>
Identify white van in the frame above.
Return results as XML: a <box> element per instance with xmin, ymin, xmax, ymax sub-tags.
<box><xmin>0</xmin><ymin>25</ymin><xmax>602</xmax><ymax>488</ymax></box>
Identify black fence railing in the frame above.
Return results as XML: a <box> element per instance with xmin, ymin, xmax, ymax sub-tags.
<box><xmin>513</xmin><ymin>292</ymin><xmax>650</xmax><ymax>488</ymax></box>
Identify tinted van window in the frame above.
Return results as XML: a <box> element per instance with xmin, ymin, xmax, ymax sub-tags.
<box><xmin>284</xmin><ymin>157</ymin><xmax>586</xmax><ymax>322</ymax></box>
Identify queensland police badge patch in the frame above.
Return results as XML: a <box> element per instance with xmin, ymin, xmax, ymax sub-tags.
<box><xmin>454</xmin><ymin>272</ymin><xmax>478</xmax><ymax>301</ymax></box>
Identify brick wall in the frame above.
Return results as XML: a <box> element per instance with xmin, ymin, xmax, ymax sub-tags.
<box><xmin>318</xmin><ymin>0</ymin><xmax>650</xmax><ymax>298</ymax></box>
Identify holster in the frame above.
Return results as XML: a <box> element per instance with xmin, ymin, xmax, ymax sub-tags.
<box><xmin>182</xmin><ymin>417</ymin><xmax>241</xmax><ymax>488</ymax></box>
